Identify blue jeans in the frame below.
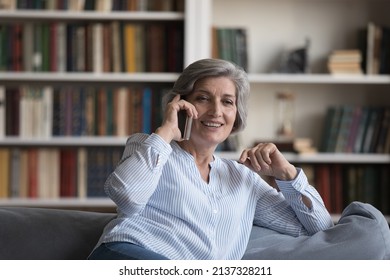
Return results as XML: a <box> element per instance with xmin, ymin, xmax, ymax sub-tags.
<box><xmin>88</xmin><ymin>242</ymin><xmax>169</xmax><ymax>260</ymax></box>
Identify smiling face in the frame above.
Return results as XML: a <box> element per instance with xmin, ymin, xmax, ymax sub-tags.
<box><xmin>185</xmin><ymin>76</ymin><xmax>237</xmax><ymax>149</ymax></box>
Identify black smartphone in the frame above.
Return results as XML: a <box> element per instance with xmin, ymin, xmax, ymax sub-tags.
<box><xmin>178</xmin><ymin>110</ymin><xmax>193</xmax><ymax>140</ymax></box>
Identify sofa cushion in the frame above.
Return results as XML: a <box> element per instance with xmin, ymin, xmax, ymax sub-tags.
<box><xmin>0</xmin><ymin>207</ymin><xmax>115</xmax><ymax>260</ymax></box>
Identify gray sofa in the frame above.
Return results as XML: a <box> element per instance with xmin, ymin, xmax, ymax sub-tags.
<box><xmin>1</xmin><ymin>202</ymin><xmax>389</xmax><ymax>260</ymax></box>
<box><xmin>0</xmin><ymin>207</ymin><xmax>115</xmax><ymax>260</ymax></box>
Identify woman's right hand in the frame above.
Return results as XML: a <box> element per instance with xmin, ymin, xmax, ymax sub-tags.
<box><xmin>155</xmin><ymin>95</ymin><xmax>198</xmax><ymax>143</ymax></box>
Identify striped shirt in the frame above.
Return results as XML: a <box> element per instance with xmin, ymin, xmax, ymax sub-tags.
<box><xmin>95</xmin><ymin>133</ymin><xmax>333</xmax><ymax>259</ymax></box>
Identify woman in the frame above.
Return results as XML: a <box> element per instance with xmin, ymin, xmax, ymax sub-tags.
<box><xmin>88</xmin><ymin>58</ymin><xmax>333</xmax><ymax>260</ymax></box>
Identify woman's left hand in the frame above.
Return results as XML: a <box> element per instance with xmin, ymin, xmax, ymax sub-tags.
<box><xmin>238</xmin><ymin>143</ymin><xmax>297</xmax><ymax>181</ymax></box>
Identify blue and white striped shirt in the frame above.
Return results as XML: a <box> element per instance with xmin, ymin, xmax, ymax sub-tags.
<box><xmin>95</xmin><ymin>133</ymin><xmax>333</xmax><ymax>259</ymax></box>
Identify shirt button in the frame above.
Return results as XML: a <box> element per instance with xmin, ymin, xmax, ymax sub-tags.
<box><xmin>212</xmin><ymin>209</ymin><xmax>218</xmax><ymax>214</ymax></box>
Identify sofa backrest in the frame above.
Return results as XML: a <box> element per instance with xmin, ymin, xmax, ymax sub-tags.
<box><xmin>0</xmin><ymin>207</ymin><xmax>116</xmax><ymax>260</ymax></box>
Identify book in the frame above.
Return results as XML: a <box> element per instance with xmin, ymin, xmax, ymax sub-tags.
<box><xmin>314</xmin><ymin>165</ymin><xmax>331</xmax><ymax>211</ymax></box>
<box><xmin>123</xmin><ymin>23</ymin><xmax>136</xmax><ymax>72</ymax></box>
<box><xmin>12</xmin><ymin>23</ymin><xmax>22</xmax><ymax>71</ymax></box>
<box><xmin>105</xmin><ymin>87</ymin><xmax>114</xmax><ymax>135</ymax></box>
<box><xmin>111</xmin><ymin>21</ymin><xmax>122</xmax><ymax>72</ymax></box>
<box><xmin>166</xmin><ymin>22</ymin><xmax>184</xmax><ymax>72</ymax></box>
<box><xmin>366</xmin><ymin>22</ymin><xmax>376</xmax><ymax>75</ymax></box>
<box><xmin>361</xmin><ymin>107</ymin><xmax>381</xmax><ymax>153</ymax></box>
<box><xmin>92</xmin><ymin>23</ymin><xmax>103</xmax><ymax>72</ymax></box>
<box><xmin>97</xmin><ymin>87</ymin><xmax>107</xmax><ymax>136</ymax></box>
<box><xmin>87</xmin><ymin>147</ymin><xmax>108</xmax><ymax>197</ymax></box>
<box><xmin>102</xmin><ymin>23</ymin><xmax>112</xmax><ymax>72</ymax></box>
<box><xmin>353</xmin><ymin>106</ymin><xmax>371</xmax><ymax>153</ymax></box>
<box><xmin>115</xmin><ymin>87</ymin><xmax>130</xmax><ymax>136</ymax></box>
<box><xmin>60</xmin><ymin>149</ymin><xmax>77</xmax><ymax>197</ymax></box>
<box><xmin>373</xmin><ymin>107</ymin><xmax>390</xmax><ymax>154</ymax></box>
<box><xmin>56</xmin><ymin>22</ymin><xmax>67</xmax><ymax>72</ymax></box>
<box><xmin>0</xmin><ymin>148</ymin><xmax>10</xmax><ymax>197</ymax></box>
<box><xmin>320</xmin><ymin>106</ymin><xmax>336</xmax><ymax>152</ymax></box>
<box><xmin>42</xmin><ymin>86</ymin><xmax>53</xmax><ymax>138</ymax></box>
<box><xmin>134</xmin><ymin>24</ymin><xmax>146</xmax><ymax>72</ymax></box>
<box><xmin>27</xmin><ymin>148</ymin><xmax>38</xmax><ymax>198</ymax></box>
<box><xmin>9</xmin><ymin>148</ymin><xmax>20</xmax><ymax>197</ymax></box>
<box><xmin>369</xmin><ymin>107</ymin><xmax>385</xmax><ymax>153</ymax></box>
<box><xmin>75</xmin><ymin>24</ymin><xmax>86</xmax><ymax>71</ymax></box>
<box><xmin>142</xmin><ymin>87</ymin><xmax>152</xmax><ymax>134</ymax></box>
<box><xmin>334</xmin><ymin>105</ymin><xmax>355</xmax><ymax>153</ymax></box>
<box><xmin>379</xmin><ymin>165</ymin><xmax>390</xmax><ymax>214</ymax></box>
<box><xmin>379</xmin><ymin>26</ymin><xmax>390</xmax><ymax>74</ymax></box>
<box><xmin>85</xmin><ymin>87</ymin><xmax>97</xmax><ymax>135</ymax></box>
<box><xmin>330</xmin><ymin>164</ymin><xmax>343</xmax><ymax>214</ymax></box>
<box><xmin>328</xmin><ymin>49</ymin><xmax>362</xmax><ymax>63</ymax></box>
<box><xmin>23</xmin><ymin>22</ymin><xmax>34</xmax><ymax>71</ymax></box>
<box><xmin>146</xmin><ymin>23</ymin><xmax>165</xmax><ymax>72</ymax></box>
<box><xmin>362</xmin><ymin>165</ymin><xmax>380</xmax><ymax>207</ymax></box>
<box><xmin>0</xmin><ymin>86</ymin><xmax>4</xmax><ymax>138</ymax></box>
<box><xmin>18</xmin><ymin>148</ymin><xmax>28</xmax><ymax>198</ymax></box>
<box><xmin>345</xmin><ymin>105</ymin><xmax>362</xmax><ymax>153</ymax></box>
<box><xmin>77</xmin><ymin>147</ymin><xmax>88</xmax><ymax>198</ymax></box>
<box><xmin>213</xmin><ymin>27</ymin><xmax>248</xmax><ymax>70</ymax></box>
<box><xmin>323</xmin><ymin>106</ymin><xmax>342</xmax><ymax>152</ymax></box>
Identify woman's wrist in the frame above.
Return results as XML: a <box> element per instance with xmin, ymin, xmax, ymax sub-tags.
<box><xmin>276</xmin><ymin>164</ymin><xmax>298</xmax><ymax>181</ymax></box>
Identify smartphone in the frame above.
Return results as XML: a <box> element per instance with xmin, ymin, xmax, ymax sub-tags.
<box><xmin>178</xmin><ymin>111</ymin><xmax>193</xmax><ymax>140</ymax></box>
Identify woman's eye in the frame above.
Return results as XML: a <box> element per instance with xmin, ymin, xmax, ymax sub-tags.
<box><xmin>196</xmin><ymin>96</ymin><xmax>209</xmax><ymax>101</ymax></box>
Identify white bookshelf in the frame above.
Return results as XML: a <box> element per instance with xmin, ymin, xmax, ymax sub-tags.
<box><xmin>210</xmin><ymin>0</ymin><xmax>390</xmax><ymax>216</ymax></box>
<box><xmin>0</xmin><ymin>0</ymin><xmax>210</xmax><ymax>209</ymax></box>
<box><xmin>1</xmin><ymin>0</ymin><xmax>390</xmax><ymax>213</ymax></box>
<box><xmin>210</xmin><ymin>0</ymin><xmax>390</xmax><ymax>150</ymax></box>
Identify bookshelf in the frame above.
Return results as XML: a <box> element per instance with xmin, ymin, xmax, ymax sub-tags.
<box><xmin>0</xmin><ymin>0</ymin><xmax>211</xmax><ymax>210</ymax></box>
<box><xmin>210</xmin><ymin>0</ymin><xmax>390</xmax><ymax>215</ymax></box>
<box><xmin>1</xmin><ymin>0</ymin><xmax>390</xmax><ymax>216</ymax></box>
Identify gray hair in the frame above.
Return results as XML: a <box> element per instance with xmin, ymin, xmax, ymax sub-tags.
<box><xmin>162</xmin><ymin>58</ymin><xmax>250</xmax><ymax>134</ymax></box>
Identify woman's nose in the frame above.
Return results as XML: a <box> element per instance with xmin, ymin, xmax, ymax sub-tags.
<box><xmin>208</xmin><ymin>101</ymin><xmax>222</xmax><ymax>117</ymax></box>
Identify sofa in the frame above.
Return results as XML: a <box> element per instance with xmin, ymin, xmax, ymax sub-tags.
<box><xmin>1</xmin><ymin>202</ymin><xmax>389</xmax><ymax>260</ymax></box>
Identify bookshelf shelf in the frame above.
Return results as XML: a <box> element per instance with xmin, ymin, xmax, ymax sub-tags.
<box><xmin>0</xmin><ymin>72</ymin><xmax>180</xmax><ymax>85</ymax></box>
<box><xmin>3</xmin><ymin>73</ymin><xmax>390</xmax><ymax>86</ymax></box>
<box><xmin>0</xmin><ymin>10</ymin><xmax>185</xmax><ymax>22</ymax></box>
<box><xmin>284</xmin><ymin>153</ymin><xmax>390</xmax><ymax>164</ymax></box>
<box><xmin>216</xmin><ymin>151</ymin><xmax>390</xmax><ymax>164</ymax></box>
<box><xmin>247</xmin><ymin>74</ymin><xmax>390</xmax><ymax>85</ymax></box>
<box><xmin>0</xmin><ymin>136</ymin><xmax>128</xmax><ymax>147</ymax></box>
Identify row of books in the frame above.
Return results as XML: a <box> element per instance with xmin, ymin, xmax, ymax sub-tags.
<box><xmin>0</xmin><ymin>20</ymin><xmax>184</xmax><ymax>73</ymax></box>
<box><xmin>301</xmin><ymin>163</ymin><xmax>390</xmax><ymax>215</ymax></box>
<box><xmin>359</xmin><ymin>22</ymin><xmax>390</xmax><ymax>75</ymax></box>
<box><xmin>0</xmin><ymin>147</ymin><xmax>123</xmax><ymax>199</ymax></box>
<box><xmin>2</xmin><ymin>0</ymin><xmax>184</xmax><ymax>11</ymax></box>
<box><xmin>0</xmin><ymin>85</ymin><xmax>165</xmax><ymax>138</ymax></box>
<box><xmin>212</xmin><ymin>27</ymin><xmax>248</xmax><ymax>71</ymax></box>
<box><xmin>320</xmin><ymin>105</ymin><xmax>390</xmax><ymax>154</ymax></box>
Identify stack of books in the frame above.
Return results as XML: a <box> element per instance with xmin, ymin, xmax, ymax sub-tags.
<box><xmin>327</xmin><ymin>49</ymin><xmax>363</xmax><ymax>75</ymax></box>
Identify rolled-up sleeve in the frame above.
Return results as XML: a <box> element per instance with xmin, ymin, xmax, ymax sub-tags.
<box><xmin>276</xmin><ymin>168</ymin><xmax>334</xmax><ymax>234</ymax></box>
<box><xmin>104</xmin><ymin>133</ymin><xmax>172</xmax><ymax>215</ymax></box>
